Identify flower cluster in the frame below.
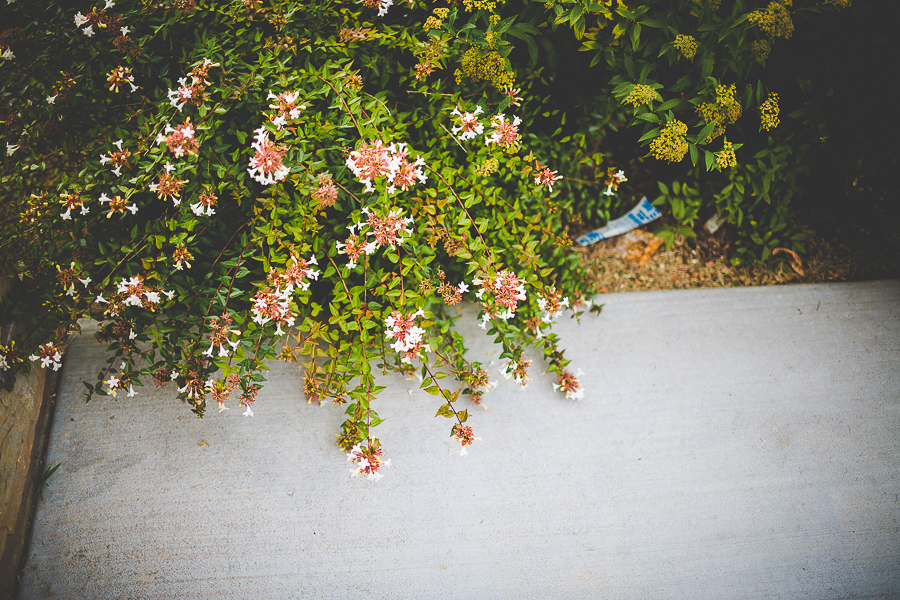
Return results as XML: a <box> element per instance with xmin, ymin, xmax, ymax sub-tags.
<box><xmin>267</xmin><ymin>90</ymin><xmax>306</xmax><ymax>129</ymax></box>
<box><xmin>312</xmin><ymin>173</ymin><xmax>338</xmax><ymax>208</ymax></box>
<box><xmin>337</xmin><ymin>206</ymin><xmax>414</xmax><ymax>268</ymax></box>
<box><xmin>450</xmin><ymin>105</ymin><xmax>484</xmax><ymax>140</ymax></box>
<box><xmin>0</xmin><ymin>342</ymin><xmax>23</xmax><ymax>372</ymax></box>
<box><xmin>485</xmin><ymin>114</ymin><xmax>521</xmax><ymax>152</ymax></box>
<box><xmin>191</xmin><ymin>188</ymin><xmax>217</xmax><ymax>217</ymax></box>
<box><xmin>603</xmin><ymin>167</ymin><xmax>627</xmax><ymax>196</ymax></box>
<box><xmin>167</xmin><ymin>59</ymin><xmax>220</xmax><ymax>111</ymax></box>
<box><xmin>346</xmin><ymin>441</ymin><xmax>391</xmax><ymax>481</ymax></box>
<box><xmin>748</xmin><ymin>0</ymin><xmax>794</xmax><ymax>39</ymax></box>
<box><xmin>345</xmin><ymin>140</ymin><xmax>426</xmax><ymax>193</ymax></box>
<box><xmin>552</xmin><ymin>368</ymin><xmax>584</xmax><ymax>400</ymax></box>
<box><xmin>98</xmin><ymin>192</ymin><xmax>138</xmax><ymax>218</ymax></box>
<box><xmin>674</xmin><ymin>34</ymin><xmax>697</xmax><ymax>59</ymax></box>
<box><xmin>697</xmin><ymin>85</ymin><xmax>742</xmax><ymax>142</ymax></box>
<box><xmin>384</xmin><ymin>308</ymin><xmax>427</xmax><ymax>363</ymax></box>
<box><xmin>251</xmin><ymin>286</ymin><xmax>295</xmax><ymax>335</ymax></box>
<box><xmin>96</xmin><ymin>276</ymin><xmax>174</xmax><ymax>316</ymax></box>
<box><xmin>207</xmin><ymin>372</ymin><xmax>242</xmax><ymax>413</ymax></box>
<box><xmin>73</xmin><ymin>3</ymin><xmax>120</xmax><ymax>39</ymax></box>
<box><xmin>458</xmin><ymin>47</ymin><xmax>515</xmax><ymax>90</ymax></box>
<box><xmin>247</xmin><ymin>127</ymin><xmax>289</xmax><ymax>185</ymax></box>
<box><xmin>751</xmin><ymin>39</ymin><xmax>770</xmax><ymax>62</ymax></box>
<box><xmin>157</xmin><ymin>120</ymin><xmax>199</xmax><ymax>158</ymax></box>
<box><xmin>269</xmin><ymin>254</ymin><xmax>320</xmax><ymax>292</ymax></box>
<box><xmin>474</xmin><ymin>270</ymin><xmax>527</xmax><ymax>324</ymax></box>
<box><xmin>625</xmin><ymin>84</ymin><xmax>657</xmax><ymax>107</ymax></box>
<box><xmin>435</xmin><ymin>270</ymin><xmax>468</xmax><ymax>305</ymax></box>
<box><xmin>100</xmin><ymin>139</ymin><xmax>131</xmax><ymax>176</ymax></box>
<box><xmin>203</xmin><ymin>314</ymin><xmax>241</xmax><ymax>359</ymax></box>
<box><xmin>499</xmin><ymin>357</ymin><xmax>531</xmax><ymax>386</ymax></box>
<box><xmin>649</xmin><ymin>120</ymin><xmax>689</xmax><ymax>163</ymax></box>
<box><xmin>28</xmin><ymin>341</ymin><xmax>64</xmax><ymax>371</ymax></box>
<box><xmin>59</xmin><ymin>189</ymin><xmax>88</xmax><ymax>220</ymax></box>
<box><xmin>536</xmin><ymin>288</ymin><xmax>569</xmax><ymax>324</ymax></box>
<box><xmin>107</xmin><ymin>66</ymin><xmax>137</xmax><ymax>93</ymax></box>
<box><xmin>759</xmin><ymin>93</ymin><xmax>780</xmax><ymax>131</ymax></box>
<box><xmin>150</xmin><ymin>172</ymin><xmax>185</xmax><ymax>203</ymax></box>
<box><xmin>534</xmin><ymin>165</ymin><xmax>563</xmax><ymax>192</ymax></box>
<box><xmin>173</xmin><ymin>244</ymin><xmax>193</xmax><ymax>269</ymax></box>
<box><xmin>105</xmin><ymin>362</ymin><xmax>136</xmax><ymax>397</ymax></box>
<box><xmin>361</xmin><ymin>0</ymin><xmax>393</xmax><ymax>17</ymax></box>
<box><xmin>715</xmin><ymin>140</ymin><xmax>737</xmax><ymax>169</ymax></box>
<box><xmin>451</xmin><ymin>424</ymin><xmax>475</xmax><ymax>455</ymax></box>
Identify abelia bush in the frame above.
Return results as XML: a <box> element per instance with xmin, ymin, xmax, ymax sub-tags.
<box><xmin>0</xmin><ymin>0</ymin><xmax>600</xmax><ymax>480</ymax></box>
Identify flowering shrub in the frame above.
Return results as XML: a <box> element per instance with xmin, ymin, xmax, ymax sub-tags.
<box><xmin>0</xmin><ymin>0</ymin><xmax>600</xmax><ymax>480</ymax></box>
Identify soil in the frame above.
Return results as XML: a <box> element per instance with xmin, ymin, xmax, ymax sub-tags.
<box><xmin>575</xmin><ymin>184</ymin><xmax>900</xmax><ymax>295</ymax></box>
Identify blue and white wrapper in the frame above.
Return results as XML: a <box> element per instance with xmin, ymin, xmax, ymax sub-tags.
<box><xmin>575</xmin><ymin>197</ymin><xmax>662</xmax><ymax>246</ymax></box>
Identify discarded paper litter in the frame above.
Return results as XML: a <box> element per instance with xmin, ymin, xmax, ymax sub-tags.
<box><xmin>575</xmin><ymin>196</ymin><xmax>662</xmax><ymax>246</ymax></box>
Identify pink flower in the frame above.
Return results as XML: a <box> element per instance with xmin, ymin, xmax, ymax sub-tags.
<box><xmin>156</xmin><ymin>121</ymin><xmax>199</xmax><ymax>158</ymax></box>
<box><xmin>451</xmin><ymin>106</ymin><xmax>484</xmax><ymax>141</ymax></box>
<box><xmin>384</xmin><ymin>307</ymin><xmax>427</xmax><ymax>363</ymax></box>
<box><xmin>346</xmin><ymin>441</ymin><xmax>391</xmax><ymax>481</ymax></box>
<box><xmin>534</xmin><ymin>167</ymin><xmax>563</xmax><ymax>191</ymax></box>
<box><xmin>474</xmin><ymin>270</ymin><xmax>526</xmax><ymax>319</ymax></box>
<box><xmin>345</xmin><ymin>140</ymin><xmax>395</xmax><ymax>192</ymax></box>
<box><xmin>267</xmin><ymin>90</ymin><xmax>306</xmax><ymax>129</ymax></box>
<box><xmin>485</xmin><ymin>114</ymin><xmax>522</xmax><ymax>149</ymax></box>
<box><xmin>386</xmin><ymin>143</ymin><xmax>427</xmax><ymax>192</ymax></box>
<box><xmin>312</xmin><ymin>173</ymin><xmax>338</xmax><ymax>208</ymax></box>
<box><xmin>247</xmin><ymin>127</ymin><xmax>289</xmax><ymax>185</ymax></box>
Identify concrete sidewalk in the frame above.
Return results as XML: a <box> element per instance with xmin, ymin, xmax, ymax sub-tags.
<box><xmin>16</xmin><ymin>281</ymin><xmax>900</xmax><ymax>599</ymax></box>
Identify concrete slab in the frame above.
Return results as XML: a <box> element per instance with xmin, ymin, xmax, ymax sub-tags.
<box><xmin>16</xmin><ymin>281</ymin><xmax>900</xmax><ymax>599</ymax></box>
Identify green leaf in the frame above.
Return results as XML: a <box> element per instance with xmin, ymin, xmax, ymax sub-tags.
<box><xmin>435</xmin><ymin>404</ymin><xmax>454</xmax><ymax>418</ymax></box>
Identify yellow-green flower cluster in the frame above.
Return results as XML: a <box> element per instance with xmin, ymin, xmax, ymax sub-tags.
<box><xmin>748</xmin><ymin>0</ymin><xmax>794</xmax><ymax>39</ymax></box>
<box><xmin>476</xmin><ymin>157</ymin><xmax>500</xmax><ymax>176</ymax></box>
<box><xmin>674</xmin><ymin>35</ymin><xmax>697</xmax><ymax>59</ymax></box>
<box><xmin>462</xmin><ymin>0</ymin><xmax>503</xmax><ymax>12</ymax></box>
<box><xmin>715</xmin><ymin>141</ymin><xmax>737</xmax><ymax>169</ymax></box>
<box><xmin>759</xmin><ymin>93</ymin><xmax>780</xmax><ymax>131</ymax></box>
<box><xmin>751</xmin><ymin>39</ymin><xmax>770</xmax><ymax>62</ymax></box>
<box><xmin>625</xmin><ymin>84</ymin><xmax>657</xmax><ymax>107</ymax></box>
<box><xmin>425</xmin><ymin>8</ymin><xmax>450</xmax><ymax>31</ymax></box>
<box><xmin>696</xmin><ymin>85</ymin><xmax>742</xmax><ymax>142</ymax></box>
<box><xmin>650</xmin><ymin>120</ymin><xmax>689</xmax><ymax>163</ymax></box>
<box><xmin>459</xmin><ymin>47</ymin><xmax>515</xmax><ymax>90</ymax></box>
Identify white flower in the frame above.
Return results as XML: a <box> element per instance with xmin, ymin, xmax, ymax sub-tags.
<box><xmin>46</xmin><ymin>95</ymin><xmax>57</xmax><ymax>104</ymax></box>
<box><xmin>95</xmin><ymin>294</ymin><xmax>108</xmax><ymax>303</ymax></box>
<box><xmin>458</xmin><ymin>282</ymin><xmax>469</xmax><ymax>294</ymax></box>
<box><xmin>74</xmin><ymin>12</ymin><xmax>88</xmax><ymax>27</ymax></box>
<box><xmin>243</xmin><ymin>405</ymin><xmax>254</xmax><ymax>417</ymax></box>
<box><xmin>83</xmin><ymin>26</ymin><xmax>94</xmax><ymax>37</ymax></box>
<box><xmin>120</xmin><ymin>26</ymin><xmax>130</xmax><ymax>36</ymax></box>
<box><xmin>105</xmin><ymin>0</ymin><xmax>115</xmax><ymax>7</ymax></box>
<box><xmin>128</xmin><ymin>329</ymin><xmax>137</xmax><ymax>340</ymax></box>
<box><xmin>6</xmin><ymin>143</ymin><xmax>17</xmax><ymax>155</ymax></box>
<box><xmin>126</xmin><ymin>384</ymin><xmax>137</xmax><ymax>398</ymax></box>
<box><xmin>1</xmin><ymin>49</ymin><xmax>14</xmax><ymax>60</ymax></box>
